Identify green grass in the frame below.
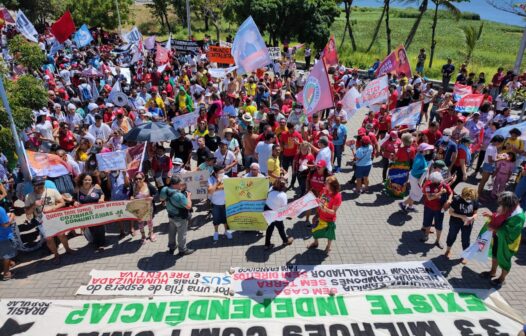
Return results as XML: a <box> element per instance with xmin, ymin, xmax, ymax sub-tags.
<box><xmin>128</xmin><ymin>5</ymin><xmax>525</xmax><ymax>80</ymax></box>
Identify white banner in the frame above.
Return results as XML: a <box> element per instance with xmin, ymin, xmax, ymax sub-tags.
<box><xmin>219</xmin><ymin>40</ymin><xmax>232</xmax><ymax>48</ymax></box>
<box><xmin>122</xmin><ymin>26</ymin><xmax>142</xmax><ymax>45</ymax></box>
<box><xmin>341</xmin><ymin>87</ymin><xmax>362</xmax><ymax>121</ymax></box>
<box><xmin>76</xmin><ymin>270</ymin><xmax>232</xmax><ymax>297</ymax></box>
<box><xmin>263</xmin><ymin>191</ymin><xmax>319</xmax><ymax>224</ymax></box>
<box><xmin>208</xmin><ymin>66</ymin><xmax>238</xmax><ymax>79</ymax></box>
<box><xmin>177</xmin><ymin>170</ymin><xmax>210</xmax><ymax>200</ymax></box>
<box><xmin>391</xmin><ymin>101</ymin><xmax>422</xmax><ymax>128</ymax></box>
<box><xmin>172</xmin><ymin>112</ymin><xmax>199</xmax><ymax>130</ymax></box>
<box><xmin>361</xmin><ymin>75</ymin><xmax>389</xmax><ymax>107</ymax></box>
<box><xmin>232</xmin><ymin>261</ymin><xmax>451</xmax><ymax>297</ymax></box>
<box><xmin>0</xmin><ymin>289</ymin><xmax>522</xmax><ymax>335</ymax></box>
<box><xmin>15</xmin><ymin>10</ymin><xmax>38</xmax><ymax>43</ymax></box>
<box><xmin>96</xmin><ymin>151</ymin><xmax>127</xmax><ymax>171</ymax></box>
<box><xmin>268</xmin><ymin>47</ymin><xmax>281</xmax><ymax>60</ymax></box>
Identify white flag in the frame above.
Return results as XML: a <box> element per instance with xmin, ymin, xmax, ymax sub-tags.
<box><xmin>165</xmin><ymin>34</ymin><xmax>172</xmax><ymax>50</ymax></box>
<box><xmin>341</xmin><ymin>87</ymin><xmax>361</xmax><ymax>121</ymax></box>
<box><xmin>112</xmin><ymin>79</ymin><xmax>122</xmax><ymax>93</ymax></box>
<box><xmin>15</xmin><ymin>10</ymin><xmax>38</xmax><ymax>43</ymax></box>
<box><xmin>122</xmin><ymin>27</ymin><xmax>142</xmax><ymax>45</ymax></box>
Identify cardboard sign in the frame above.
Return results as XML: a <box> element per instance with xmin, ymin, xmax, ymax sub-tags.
<box><xmin>208</xmin><ymin>46</ymin><xmax>235</xmax><ymax>64</ymax></box>
<box><xmin>268</xmin><ymin>47</ymin><xmax>281</xmax><ymax>60</ymax></box>
<box><xmin>225</xmin><ymin>177</ymin><xmax>268</xmax><ymax>230</ymax></box>
<box><xmin>96</xmin><ymin>151</ymin><xmax>127</xmax><ymax>171</ymax></box>
<box><xmin>177</xmin><ymin>170</ymin><xmax>210</xmax><ymax>200</ymax></box>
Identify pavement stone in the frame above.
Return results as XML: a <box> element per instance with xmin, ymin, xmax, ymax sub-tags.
<box><xmin>1</xmin><ymin>108</ymin><xmax>526</xmax><ymax>320</ymax></box>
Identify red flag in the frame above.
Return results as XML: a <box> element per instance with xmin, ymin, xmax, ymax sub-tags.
<box><xmin>0</xmin><ymin>8</ymin><xmax>15</xmax><ymax>25</ymax></box>
<box><xmin>375</xmin><ymin>45</ymin><xmax>412</xmax><ymax>79</ymax></box>
<box><xmin>322</xmin><ymin>35</ymin><xmax>338</xmax><ymax>67</ymax></box>
<box><xmin>455</xmin><ymin>94</ymin><xmax>484</xmax><ymax>114</ymax></box>
<box><xmin>51</xmin><ymin>11</ymin><xmax>76</xmax><ymax>44</ymax></box>
<box><xmin>300</xmin><ymin>59</ymin><xmax>334</xmax><ymax>115</ymax></box>
<box><xmin>155</xmin><ymin>43</ymin><xmax>169</xmax><ymax>65</ymax></box>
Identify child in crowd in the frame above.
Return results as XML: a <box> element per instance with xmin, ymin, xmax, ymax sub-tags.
<box><xmin>492</xmin><ymin>152</ymin><xmax>516</xmax><ymax>198</ymax></box>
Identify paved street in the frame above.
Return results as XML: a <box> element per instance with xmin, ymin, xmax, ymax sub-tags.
<box><xmin>1</xmin><ymin>108</ymin><xmax>525</xmax><ymax>319</ymax></box>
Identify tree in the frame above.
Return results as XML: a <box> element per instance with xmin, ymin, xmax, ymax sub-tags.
<box><xmin>194</xmin><ymin>0</ymin><xmax>226</xmax><ymax>42</ymax></box>
<box><xmin>428</xmin><ymin>0</ymin><xmax>466</xmax><ymax>68</ymax></box>
<box><xmin>172</xmin><ymin>0</ymin><xmax>188</xmax><ymax>31</ymax></box>
<box><xmin>340</xmin><ymin>0</ymin><xmax>357</xmax><ymax>51</ymax></box>
<box><xmin>8</xmin><ymin>35</ymin><xmax>45</xmax><ymax>71</ymax></box>
<box><xmin>146</xmin><ymin>0</ymin><xmax>172</xmax><ymax>33</ymax></box>
<box><xmin>462</xmin><ymin>23</ymin><xmax>483</xmax><ymax>64</ymax></box>
<box><xmin>4</xmin><ymin>0</ymin><xmax>61</xmax><ymax>29</ymax></box>
<box><xmin>404</xmin><ymin>0</ymin><xmax>429</xmax><ymax>50</ymax></box>
<box><xmin>61</xmin><ymin>0</ymin><xmax>134</xmax><ymax>30</ymax></box>
<box><xmin>366</xmin><ymin>2</ymin><xmax>387</xmax><ymax>52</ymax></box>
<box><xmin>385</xmin><ymin>0</ymin><xmax>392</xmax><ymax>54</ymax></box>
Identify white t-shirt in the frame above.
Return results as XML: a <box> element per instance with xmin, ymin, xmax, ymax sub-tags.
<box><xmin>35</xmin><ymin>121</ymin><xmax>53</xmax><ymax>140</ymax></box>
<box><xmin>59</xmin><ymin>69</ymin><xmax>71</xmax><ymax>85</ymax></box>
<box><xmin>214</xmin><ymin>149</ymin><xmax>236</xmax><ymax>173</ymax></box>
<box><xmin>88</xmin><ymin>123</ymin><xmax>113</xmax><ymax>142</ymax></box>
<box><xmin>316</xmin><ymin>147</ymin><xmax>333</xmax><ymax>172</ymax></box>
<box><xmin>208</xmin><ymin>175</ymin><xmax>228</xmax><ymax>205</ymax></box>
<box><xmin>483</xmin><ymin>144</ymin><xmax>498</xmax><ymax>165</ymax></box>
<box><xmin>266</xmin><ymin>189</ymin><xmax>287</xmax><ymax>210</ymax></box>
<box><xmin>255</xmin><ymin>142</ymin><xmax>274</xmax><ymax>174</ymax></box>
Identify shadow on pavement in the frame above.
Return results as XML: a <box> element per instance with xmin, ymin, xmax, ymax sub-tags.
<box><xmin>285</xmin><ymin>249</ymin><xmax>328</xmax><ymax>266</ymax></box>
<box><xmin>387</xmin><ymin>211</ymin><xmax>413</xmax><ymax>226</ymax></box>
<box><xmin>137</xmin><ymin>251</ymin><xmax>176</xmax><ymax>271</ymax></box>
<box><xmin>396</xmin><ymin>230</ymin><xmax>435</xmax><ymax>257</ymax></box>
<box><xmin>187</xmin><ymin>231</ymin><xmax>263</xmax><ymax>251</ymax></box>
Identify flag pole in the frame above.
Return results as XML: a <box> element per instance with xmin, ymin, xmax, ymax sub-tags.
<box><xmin>186</xmin><ymin>0</ymin><xmax>192</xmax><ymax>38</ymax></box>
<box><xmin>0</xmin><ymin>74</ymin><xmax>31</xmax><ymax>181</ymax></box>
<box><xmin>114</xmin><ymin>0</ymin><xmax>123</xmax><ymax>36</ymax></box>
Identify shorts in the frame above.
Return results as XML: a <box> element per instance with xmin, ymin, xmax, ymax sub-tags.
<box><xmin>212</xmin><ymin>204</ymin><xmax>227</xmax><ymax>226</ymax></box>
<box><xmin>482</xmin><ymin>162</ymin><xmax>496</xmax><ymax>174</ymax></box>
<box><xmin>0</xmin><ymin>239</ymin><xmax>17</xmax><ymax>259</ymax></box>
<box><xmin>408</xmin><ymin>174</ymin><xmax>423</xmax><ymax>202</ymax></box>
<box><xmin>355</xmin><ymin>165</ymin><xmax>372</xmax><ymax>179</ymax></box>
<box><xmin>423</xmin><ymin>207</ymin><xmax>444</xmax><ymax>231</ymax></box>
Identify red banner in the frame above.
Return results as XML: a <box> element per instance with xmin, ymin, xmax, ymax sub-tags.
<box><xmin>375</xmin><ymin>45</ymin><xmax>412</xmax><ymax>78</ymax></box>
<box><xmin>50</xmin><ymin>11</ymin><xmax>76</xmax><ymax>44</ymax></box>
<box><xmin>453</xmin><ymin>83</ymin><xmax>473</xmax><ymax>101</ymax></box>
<box><xmin>208</xmin><ymin>46</ymin><xmax>235</xmax><ymax>64</ymax></box>
<box><xmin>455</xmin><ymin>94</ymin><xmax>484</xmax><ymax>114</ymax></box>
<box><xmin>322</xmin><ymin>35</ymin><xmax>338</xmax><ymax>67</ymax></box>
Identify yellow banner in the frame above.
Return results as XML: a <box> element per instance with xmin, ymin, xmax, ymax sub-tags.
<box><xmin>224</xmin><ymin>177</ymin><xmax>268</xmax><ymax>230</ymax></box>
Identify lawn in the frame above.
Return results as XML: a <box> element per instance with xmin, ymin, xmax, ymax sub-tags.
<box><xmin>127</xmin><ymin>4</ymin><xmax>525</xmax><ymax>80</ymax></box>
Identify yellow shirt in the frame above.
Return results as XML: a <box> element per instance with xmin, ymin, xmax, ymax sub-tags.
<box><xmin>245</xmin><ymin>83</ymin><xmax>257</xmax><ymax>96</ymax></box>
<box><xmin>502</xmin><ymin>137</ymin><xmax>524</xmax><ymax>154</ymax></box>
<box><xmin>267</xmin><ymin>156</ymin><xmax>281</xmax><ymax>183</ymax></box>
<box><xmin>245</xmin><ymin>105</ymin><xmax>257</xmax><ymax>116</ymax></box>
<box><xmin>146</xmin><ymin>96</ymin><xmax>166</xmax><ymax>112</ymax></box>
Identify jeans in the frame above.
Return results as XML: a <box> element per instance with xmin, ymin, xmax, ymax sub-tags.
<box><xmin>298</xmin><ymin>172</ymin><xmax>308</xmax><ymax>196</ymax></box>
<box><xmin>168</xmin><ymin>216</ymin><xmax>188</xmax><ymax>252</ymax></box>
<box><xmin>334</xmin><ymin>144</ymin><xmax>344</xmax><ymax>168</ymax></box>
<box><xmin>265</xmin><ymin>221</ymin><xmax>288</xmax><ymax>246</ymax></box>
<box><xmin>446</xmin><ymin>221</ymin><xmax>473</xmax><ymax>250</ymax></box>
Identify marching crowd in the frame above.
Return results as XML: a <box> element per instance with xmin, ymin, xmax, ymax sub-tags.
<box><xmin>0</xmin><ymin>27</ymin><xmax>524</xmax><ymax>291</ymax></box>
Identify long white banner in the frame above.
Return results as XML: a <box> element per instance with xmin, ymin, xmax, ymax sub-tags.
<box><xmin>263</xmin><ymin>191</ymin><xmax>319</xmax><ymax>224</ymax></box>
<box><xmin>172</xmin><ymin>112</ymin><xmax>199</xmax><ymax>130</ymax></box>
<box><xmin>232</xmin><ymin>261</ymin><xmax>451</xmax><ymax>297</ymax></box>
<box><xmin>0</xmin><ymin>289</ymin><xmax>522</xmax><ymax>335</ymax></box>
<box><xmin>76</xmin><ymin>270</ymin><xmax>232</xmax><ymax>297</ymax></box>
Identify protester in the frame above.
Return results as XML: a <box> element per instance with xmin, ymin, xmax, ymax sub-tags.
<box><xmin>264</xmin><ymin>177</ymin><xmax>294</xmax><ymax>250</ymax></box>
<box><xmin>399</xmin><ymin>143</ymin><xmax>434</xmax><ymax>212</ymax></box>
<box><xmin>0</xmin><ymin>206</ymin><xmax>16</xmax><ymax>280</ymax></box>
<box><xmin>421</xmin><ymin>171</ymin><xmax>453</xmax><ymax>247</ymax></box>
<box><xmin>130</xmin><ymin>172</ymin><xmax>156</xmax><ymax>243</ymax></box>
<box><xmin>74</xmin><ymin>173</ymin><xmax>105</xmax><ymax>251</ymax></box>
<box><xmin>354</xmin><ymin>135</ymin><xmax>373</xmax><ymax>193</ymax></box>
<box><xmin>208</xmin><ymin>165</ymin><xmax>232</xmax><ymax>242</ymax></box>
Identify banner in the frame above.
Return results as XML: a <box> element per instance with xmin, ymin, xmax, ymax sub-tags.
<box><xmin>144</xmin><ymin>35</ymin><xmax>156</xmax><ymax>50</ymax></box>
<box><xmin>219</xmin><ymin>40</ymin><xmax>232</xmax><ymax>48</ymax></box>
<box><xmin>322</xmin><ymin>35</ymin><xmax>338</xmax><ymax>67</ymax></box>
<box><xmin>231</xmin><ymin>16</ymin><xmax>271</xmax><ymax>74</ymax></box>
<box><xmin>375</xmin><ymin>44</ymin><xmax>412</xmax><ymax>78</ymax></box>
<box><xmin>0</xmin><ymin>8</ymin><xmax>15</xmax><ymax>25</ymax></box>
<box><xmin>15</xmin><ymin>10</ymin><xmax>38</xmax><ymax>43</ymax></box>
<box><xmin>96</xmin><ymin>151</ymin><xmax>127</xmax><ymax>171</ymax></box>
<box><xmin>263</xmin><ymin>192</ymin><xmax>319</xmax><ymax>224</ymax></box>
<box><xmin>207</xmin><ymin>46</ymin><xmax>235</xmax><ymax>64</ymax></box>
<box><xmin>208</xmin><ymin>66</ymin><xmax>238</xmax><ymax>79</ymax></box>
<box><xmin>361</xmin><ymin>75</ymin><xmax>389</xmax><ymax>107</ymax></box>
<box><xmin>178</xmin><ymin>170</ymin><xmax>210</xmax><ymax>200</ymax></box>
<box><xmin>172</xmin><ymin>39</ymin><xmax>200</xmax><ymax>53</ymax></box>
<box><xmin>73</xmin><ymin>24</ymin><xmax>93</xmax><ymax>48</ymax></box>
<box><xmin>232</xmin><ymin>261</ymin><xmax>451</xmax><ymax>297</ymax></box>
<box><xmin>122</xmin><ymin>26</ymin><xmax>142</xmax><ymax>45</ymax></box>
<box><xmin>26</xmin><ymin>151</ymin><xmax>72</xmax><ymax>177</ymax></box>
<box><xmin>0</xmin><ymin>289</ymin><xmax>522</xmax><ymax>335</ymax></box>
<box><xmin>224</xmin><ymin>177</ymin><xmax>268</xmax><ymax>230</ymax></box>
<box><xmin>455</xmin><ymin>93</ymin><xmax>484</xmax><ymax>114</ymax></box>
<box><xmin>50</xmin><ymin>11</ymin><xmax>76</xmax><ymax>44</ymax></box>
<box><xmin>48</xmin><ymin>39</ymin><xmax>63</xmax><ymax>57</ymax></box>
<box><xmin>268</xmin><ymin>47</ymin><xmax>281</xmax><ymax>60</ymax></box>
<box><xmin>125</xmin><ymin>143</ymin><xmax>146</xmax><ymax>179</ymax></box>
<box><xmin>453</xmin><ymin>83</ymin><xmax>473</xmax><ymax>101</ymax></box>
<box><xmin>41</xmin><ymin>199</ymin><xmax>153</xmax><ymax>238</ymax></box>
<box><xmin>155</xmin><ymin>43</ymin><xmax>169</xmax><ymax>65</ymax></box>
<box><xmin>341</xmin><ymin>87</ymin><xmax>362</xmax><ymax>121</ymax></box>
<box><xmin>391</xmin><ymin>102</ymin><xmax>422</xmax><ymax>128</ymax></box>
<box><xmin>76</xmin><ymin>270</ymin><xmax>232</xmax><ymax>297</ymax></box>
<box><xmin>172</xmin><ymin>111</ymin><xmax>199</xmax><ymax>130</ymax></box>
<box><xmin>302</xmin><ymin>58</ymin><xmax>334</xmax><ymax>115</ymax></box>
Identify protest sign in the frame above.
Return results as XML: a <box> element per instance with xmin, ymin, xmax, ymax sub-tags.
<box><xmin>76</xmin><ymin>270</ymin><xmax>232</xmax><ymax>297</ymax></box>
<box><xmin>361</xmin><ymin>75</ymin><xmax>389</xmax><ymax>107</ymax></box>
<box><xmin>219</xmin><ymin>40</ymin><xmax>232</xmax><ymax>48</ymax></box>
<box><xmin>391</xmin><ymin>102</ymin><xmax>422</xmax><ymax>128</ymax></box>
<box><xmin>263</xmin><ymin>192</ymin><xmax>319</xmax><ymax>224</ymax></box>
<box><xmin>177</xmin><ymin>170</ymin><xmax>210</xmax><ymax>200</ymax></box>
<box><xmin>1</xmin><ymin>289</ymin><xmax>522</xmax><ymax>335</ymax></box>
<box><xmin>15</xmin><ymin>10</ymin><xmax>38</xmax><ymax>43</ymax></box>
<box><xmin>96</xmin><ymin>151</ymin><xmax>127</xmax><ymax>171</ymax></box>
<box><xmin>375</xmin><ymin>44</ymin><xmax>412</xmax><ymax>78</ymax></box>
<box><xmin>207</xmin><ymin>46</ymin><xmax>235</xmax><ymax>64</ymax></box>
<box><xmin>455</xmin><ymin>93</ymin><xmax>484</xmax><ymax>113</ymax></box>
<box><xmin>172</xmin><ymin>39</ymin><xmax>200</xmax><ymax>53</ymax></box>
<box><xmin>125</xmin><ymin>143</ymin><xmax>146</xmax><ymax>179</ymax></box>
<box><xmin>122</xmin><ymin>26</ymin><xmax>142</xmax><ymax>45</ymax></box>
<box><xmin>268</xmin><ymin>47</ymin><xmax>281</xmax><ymax>60</ymax></box>
<box><xmin>322</xmin><ymin>35</ymin><xmax>338</xmax><ymax>67</ymax></box>
<box><xmin>341</xmin><ymin>87</ymin><xmax>361</xmax><ymax>121</ymax></box>
<box><xmin>171</xmin><ymin>111</ymin><xmax>199</xmax><ymax>130</ymax></box>
<box><xmin>232</xmin><ymin>16</ymin><xmax>271</xmax><ymax>74</ymax></box>
<box><xmin>225</xmin><ymin>177</ymin><xmax>268</xmax><ymax>230</ymax></box>
<box><xmin>41</xmin><ymin>199</ymin><xmax>153</xmax><ymax>238</ymax></box>
<box><xmin>232</xmin><ymin>261</ymin><xmax>451</xmax><ymax>297</ymax></box>
<box><xmin>26</xmin><ymin>151</ymin><xmax>72</xmax><ymax>177</ymax></box>
<box><xmin>208</xmin><ymin>66</ymin><xmax>238</xmax><ymax>79</ymax></box>
<box><xmin>302</xmin><ymin>58</ymin><xmax>334</xmax><ymax>115</ymax></box>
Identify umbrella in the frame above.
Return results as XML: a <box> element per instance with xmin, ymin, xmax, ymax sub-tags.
<box><xmin>81</xmin><ymin>67</ymin><xmax>102</xmax><ymax>78</ymax></box>
<box><xmin>124</xmin><ymin>122</ymin><xmax>180</xmax><ymax>142</ymax></box>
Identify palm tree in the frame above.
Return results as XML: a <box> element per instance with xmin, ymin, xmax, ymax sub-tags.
<box><xmin>367</xmin><ymin>2</ymin><xmax>387</xmax><ymax>52</ymax></box>
<box><xmin>404</xmin><ymin>0</ymin><xmax>429</xmax><ymax>50</ymax></box>
<box><xmin>428</xmin><ymin>0</ymin><xmax>465</xmax><ymax>68</ymax></box>
<box><xmin>462</xmin><ymin>23</ymin><xmax>483</xmax><ymax>65</ymax></box>
<box><xmin>340</xmin><ymin>0</ymin><xmax>357</xmax><ymax>51</ymax></box>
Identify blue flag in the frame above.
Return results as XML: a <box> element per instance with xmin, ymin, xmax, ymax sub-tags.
<box><xmin>73</xmin><ymin>24</ymin><xmax>93</xmax><ymax>48</ymax></box>
<box><xmin>231</xmin><ymin>16</ymin><xmax>271</xmax><ymax>75</ymax></box>
<box><xmin>48</xmin><ymin>39</ymin><xmax>63</xmax><ymax>57</ymax></box>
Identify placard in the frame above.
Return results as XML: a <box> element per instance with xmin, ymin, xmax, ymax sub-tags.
<box><xmin>207</xmin><ymin>46</ymin><xmax>235</xmax><ymax>64</ymax></box>
<box><xmin>268</xmin><ymin>47</ymin><xmax>281</xmax><ymax>60</ymax></box>
<box><xmin>96</xmin><ymin>151</ymin><xmax>127</xmax><ymax>171</ymax></box>
<box><xmin>171</xmin><ymin>112</ymin><xmax>199</xmax><ymax>130</ymax></box>
<box><xmin>263</xmin><ymin>192</ymin><xmax>319</xmax><ymax>224</ymax></box>
<box><xmin>177</xmin><ymin>170</ymin><xmax>210</xmax><ymax>200</ymax></box>
<box><xmin>224</xmin><ymin>177</ymin><xmax>268</xmax><ymax>230</ymax></box>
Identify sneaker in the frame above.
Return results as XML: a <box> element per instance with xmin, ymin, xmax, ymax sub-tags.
<box><xmin>407</xmin><ymin>206</ymin><xmax>417</xmax><ymax>212</ymax></box>
<box><xmin>399</xmin><ymin>202</ymin><xmax>407</xmax><ymax>212</ymax></box>
<box><xmin>168</xmin><ymin>248</ymin><xmax>175</xmax><ymax>255</ymax></box>
<box><xmin>213</xmin><ymin>232</ymin><xmax>219</xmax><ymax>241</ymax></box>
<box><xmin>225</xmin><ymin>230</ymin><xmax>233</xmax><ymax>239</ymax></box>
<box><xmin>178</xmin><ymin>249</ymin><xmax>195</xmax><ymax>256</ymax></box>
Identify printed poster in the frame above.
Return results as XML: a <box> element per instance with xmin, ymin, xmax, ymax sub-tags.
<box><xmin>224</xmin><ymin>177</ymin><xmax>268</xmax><ymax>230</ymax></box>
<box><xmin>96</xmin><ymin>151</ymin><xmax>127</xmax><ymax>171</ymax></box>
<box><xmin>177</xmin><ymin>170</ymin><xmax>210</xmax><ymax>200</ymax></box>
<box><xmin>361</xmin><ymin>75</ymin><xmax>389</xmax><ymax>107</ymax></box>
<box><xmin>263</xmin><ymin>192</ymin><xmax>319</xmax><ymax>224</ymax></box>
<box><xmin>171</xmin><ymin>112</ymin><xmax>199</xmax><ymax>130</ymax></box>
<box><xmin>391</xmin><ymin>102</ymin><xmax>423</xmax><ymax>128</ymax></box>
<box><xmin>375</xmin><ymin>44</ymin><xmax>412</xmax><ymax>78</ymax></box>
<box><xmin>268</xmin><ymin>47</ymin><xmax>281</xmax><ymax>60</ymax></box>
<box><xmin>207</xmin><ymin>46</ymin><xmax>235</xmax><ymax>64</ymax></box>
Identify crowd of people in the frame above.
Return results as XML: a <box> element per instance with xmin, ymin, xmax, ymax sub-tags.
<box><xmin>0</xmin><ymin>27</ymin><xmax>524</xmax><ymax>291</ymax></box>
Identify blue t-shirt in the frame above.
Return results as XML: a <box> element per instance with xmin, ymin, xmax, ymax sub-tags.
<box><xmin>0</xmin><ymin>207</ymin><xmax>13</xmax><ymax>241</ymax></box>
<box><xmin>411</xmin><ymin>153</ymin><xmax>428</xmax><ymax>178</ymax></box>
<box><xmin>355</xmin><ymin>145</ymin><xmax>373</xmax><ymax>166</ymax></box>
<box><xmin>160</xmin><ymin>187</ymin><xmax>188</xmax><ymax>217</ymax></box>
<box><xmin>435</xmin><ymin>137</ymin><xmax>458</xmax><ymax>167</ymax></box>
<box><xmin>332</xmin><ymin>124</ymin><xmax>347</xmax><ymax>146</ymax></box>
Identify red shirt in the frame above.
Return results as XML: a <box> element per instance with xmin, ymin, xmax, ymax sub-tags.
<box><xmin>362</xmin><ymin>117</ymin><xmax>379</xmax><ymax>131</ymax></box>
<box><xmin>381</xmin><ymin>138</ymin><xmax>401</xmax><ymax>159</ymax></box>
<box><xmin>395</xmin><ymin>145</ymin><xmax>416</xmax><ymax>162</ymax></box>
<box><xmin>422</xmin><ymin>181</ymin><xmax>452</xmax><ymax>211</ymax></box>
<box><xmin>294</xmin><ymin>153</ymin><xmax>315</xmax><ymax>171</ymax></box>
<box><xmin>375</xmin><ymin>112</ymin><xmax>392</xmax><ymax>132</ymax></box>
<box><xmin>318</xmin><ymin>188</ymin><xmax>342</xmax><ymax>222</ymax></box>
<box><xmin>309</xmin><ymin>171</ymin><xmax>326</xmax><ymax>194</ymax></box>
<box><xmin>421</xmin><ymin>129</ymin><xmax>442</xmax><ymax>146</ymax></box>
<box><xmin>439</xmin><ymin>112</ymin><xmax>458</xmax><ymax>131</ymax></box>
<box><xmin>280</xmin><ymin>131</ymin><xmax>303</xmax><ymax>157</ymax></box>
<box><xmin>454</xmin><ymin>147</ymin><xmax>467</xmax><ymax>167</ymax></box>
<box><xmin>59</xmin><ymin>130</ymin><xmax>76</xmax><ymax>152</ymax></box>
<box><xmin>389</xmin><ymin>90</ymin><xmax>398</xmax><ymax>111</ymax></box>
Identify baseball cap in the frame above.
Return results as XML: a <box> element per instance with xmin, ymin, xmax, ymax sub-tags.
<box><xmin>87</xmin><ymin>103</ymin><xmax>99</xmax><ymax>112</ymax></box>
<box><xmin>32</xmin><ymin>176</ymin><xmax>46</xmax><ymax>186</ymax></box>
<box><xmin>357</xmin><ymin>128</ymin><xmax>367</xmax><ymax>136</ymax></box>
<box><xmin>361</xmin><ymin>136</ymin><xmax>371</xmax><ymax>145</ymax></box>
<box><xmin>442</xmin><ymin>129</ymin><xmax>452</xmax><ymax>136</ymax></box>
<box><xmin>316</xmin><ymin>160</ymin><xmax>327</xmax><ymax>168</ymax></box>
<box><xmin>173</xmin><ymin>158</ymin><xmax>184</xmax><ymax>165</ymax></box>
<box><xmin>417</xmin><ymin>143</ymin><xmax>434</xmax><ymax>152</ymax></box>
<box><xmin>432</xmin><ymin>160</ymin><xmax>447</xmax><ymax>169</ymax></box>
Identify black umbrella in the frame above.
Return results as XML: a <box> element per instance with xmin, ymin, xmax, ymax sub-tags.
<box><xmin>124</xmin><ymin>122</ymin><xmax>180</xmax><ymax>142</ymax></box>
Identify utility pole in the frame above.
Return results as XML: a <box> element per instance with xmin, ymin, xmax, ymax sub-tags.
<box><xmin>514</xmin><ymin>26</ymin><xmax>526</xmax><ymax>75</ymax></box>
<box><xmin>115</xmin><ymin>0</ymin><xmax>123</xmax><ymax>35</ymax></box>
<box><xmin>186</xmin><ymin>0</ymin><xmax>192</xmax><ymax>38</ymax></box>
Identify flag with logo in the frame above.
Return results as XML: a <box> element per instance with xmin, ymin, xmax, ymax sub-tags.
<box><xmin>155</xmin><ymin>43</ymin><xmax>169</xmax><ymax>65</ymax></box>
<box><xmin>391</xmin><ymin>102</ymin><xmax>422</xmax><ymax>128</ymax></box>
<box><xmin>341</xmin><ymin>87</ymin><xmax>362</xmax><ymax>121</ymax></box>
<box><xmin>51</xmin><ymin>11</ymin><xmax>76</xmax><ymax>44</ymax></box>
<box><xmin>123</xmin><ymin>27</ymin><xmax>142</xmax><ymax>45</ymax></box>
<box><xmin>126</xmin><ymin>143</ymin><xmax>146</xmax><ymax>179</ymax></box>
<box><xmin>360</xmin><ymin>75</ymin><xmax>390</xmax><ymax>107</ymax></box>
<box><xmin>322</xmin><ymin>35</ymin><xmax>338</xmax><ymax>67</ymax></box>
<box><xmin>48</xmin><ymin>39</ymin><xmax>63</xmax><ymax>57</ymax></box>
<box><xmin>455</xmin><ymin>93</ymin><xmax>484</xmax><ymax>114</ymax></box>
<box><xmin>375</xmin><ymin>45</ymin><xmax>412</xmax><ymax>78</ymax></box>
<box><xmin>301</xmin><ymin>59</ymin><xmax>334</xmax><ymax>116</ymax></box>
<box><xmin>73</xmin><ymin>24</ymin><xmax>93</xmax><ymax>48</ymax></box>
<box><xmin>26</xmin><ymin>151</ymin><xmax>73</xmax><ymax>177</ymax></box>
<box><xmin>231</xmin><ymin>16</ymin><xmax>271</xmax><ymax>75</ymax></box>
<box><xmin>453</xmin><ymin>83</ymin><xmax>473</xmax><ymax>101</ymax></box>
<box><xmin>15</xmin><ymin>10</ymin><xmax>38</xmax><ymax>43</ymax></box>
